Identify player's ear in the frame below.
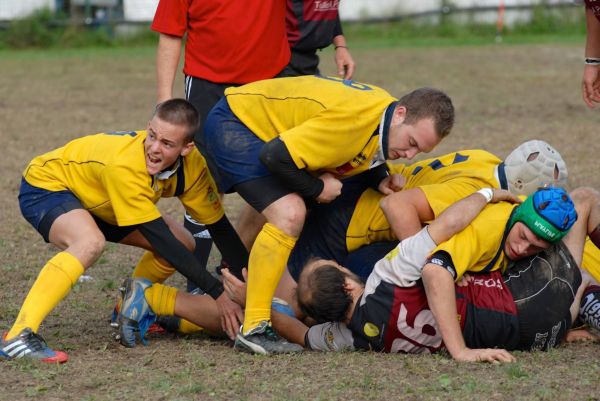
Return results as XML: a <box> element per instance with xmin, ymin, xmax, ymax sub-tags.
<box><xmin>391</xmin><ymin>105</ymin><xmax>407</xmax><ymax>125</ymax></box>
<box><xmin>180</xmin><ymin>141</ymin><xmax>195</xmax><ymax>156</ymax></box>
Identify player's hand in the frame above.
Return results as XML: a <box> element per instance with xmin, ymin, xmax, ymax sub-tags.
<box><xmin>452</xmin><ymin>347</ymin><xmax>516</xmax><ymax>363</ymax></box>
<box><xmin>215</xmin><ymin>292</ymin><xmax>244</xmax><ymax>340</ymax></box>
<box><xmin>222</xmin><ymin>268</ymin><xmax>248</xmax><ymax>308</ymax></box>
<box><xmin>335</xmin><ymin>46</ymin><xmax>356</xmax><ymax>80</ymax></box>
<box><xmin>378</xmin><ymin>174</ymin><xmax>406</xmax><ymax>195</ymax></box>
<box><xmin>456</xmin><ymin>273</ymin><xmax>473</xmax><ymax>287</ymax></box>
<box><xmin>316</xmin><ymin>173</ymin><xmax>343</xmax><ymax>204</ymax></box>
<box><xmin>490</xmin><ymin>189</ymin><xmax>522</xmax><ymax>204</ymax></box>
<box><xmin>582</xmin><ymin>65</ymin><xmax>600</xmax><ymax>109</ymax></box>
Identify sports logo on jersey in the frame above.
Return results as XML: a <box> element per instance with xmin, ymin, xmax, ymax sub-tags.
<box><xmin>363</xmin><ymin>322</ymin><xmax>380</xmax><ymax>338</ymax></box>
<box><xmin>336</xmin><ymin>153</ymin><xmax>368</xmax><ymax>175</ymax></box>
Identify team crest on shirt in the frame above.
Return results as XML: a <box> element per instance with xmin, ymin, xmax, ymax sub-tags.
<box><xmin>363</xmin><ymin>322</ymin><xmax>380</xmax><ymax>337</ymax></box>
<box><xmin>207</xmin><ymin>187</ymin><xmax>220</xmax><ymax>210</ymax></box>
<box><xmin>336</xmin><ymin>153</ymin><xmax>368</xmax><ymax>175</ymax></box>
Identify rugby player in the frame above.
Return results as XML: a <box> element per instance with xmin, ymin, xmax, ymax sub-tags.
<box><xmin>1</xmin><ymin>99</ymin><xmax>248</xmax><ymax>363</ymax></box>
<box><xmin>293</xmin><ymin>186</ymin><xmax>600</xmax><ymax>361</ymax></box>
<box><xmin>202</xmin><ymin>75</ymin><xmax>455</xmax><ymax>354</ymax></box>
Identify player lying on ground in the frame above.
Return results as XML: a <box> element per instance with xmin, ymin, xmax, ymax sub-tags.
<box><xmin>202</xmin><ymin>75</ymin><xmax>454</xmax><ymax>354</ymax></box>
<box><xmin>1</xmin><ymin>99</ymin><xmax>248</xmax><ymax>364</ymax></box>
<box><xmin>286</xmin><ymin>186</ymin><xmax>600</xmax><ymax>362</ymax></box>
<box><xmin>113</xmin><ymin>187</ymin><xmax>600</xmax><ymax>360</ymax></box>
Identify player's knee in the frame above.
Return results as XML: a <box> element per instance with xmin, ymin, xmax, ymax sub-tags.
<box><xmin>570</xmin><ymin>187</ymin><xmax>600</xmax><ymax>209</ymax></box>
<box><xmin>265</xmin><ymin>195</ymin><xmax>306</xmax><ymax>236</ymax></box>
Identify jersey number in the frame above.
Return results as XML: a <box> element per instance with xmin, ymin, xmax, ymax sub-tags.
<box><xmin>315</xmin><ymin>75</ymin><xmax>373</xmax><ymax>91</ymax></box>
<box><xmin>411</xmin><ymin>152</ymin><xmax>470</xmax><ymax>176</ymax></box>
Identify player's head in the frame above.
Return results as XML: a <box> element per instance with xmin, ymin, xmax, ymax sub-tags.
<box><xmin>297</xmin><ymin>258</ymin><xmax>362</xmax><ymax>323</ymax></box>
<box><xmin>152</xmin><ymin>98</ymin><xmax>200</xmax><ymax>143</ymax></box>
<box><xmin>144</xmin><ymin>99</ymin><xmax>199</xmax><ymax>175</ymax></box>
<box><xmin>386</xmin><ymin>88</ymin><xmax>454</xmax><ymax>161</ymax></box>
<box><xmin>504</xmin><ymin>187</ymin><xmax>577</xmax><ymax>260</ymax></box>
<box><xmin>504</xmin><ymin>140</ymin><xmax>567</xmax><ymax>196</ymax></box>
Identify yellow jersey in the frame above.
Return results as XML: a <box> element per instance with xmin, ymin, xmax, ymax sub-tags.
<box><xmin>225</xmin><ymin>75</ymin><xmax>396</xmax><ymax>177</ymax></box>
<box><xmin>432</xmin><ymin>202</ymin><xmax>516</xmax><ymax>278</ymax></box>
<box><xmin>346</xmin><ymin>150</ymin><xmax>504</xmax><ymax>251</ymax></box>
<box><xmin>23</xmin><ymin>131</ymin><xmax>223</xmax><ymax>227</ymax></box>
<box><xmin>582</xmin><ymin>238</ymin><xmax>600</xmax><ymax>283</ymax></box>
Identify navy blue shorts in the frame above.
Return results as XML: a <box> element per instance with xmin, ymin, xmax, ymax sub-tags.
<box><xmin>287</xmin><ymin>176</ymin><xmax>376</xmax><ymax>281</ymax></box>
<box><xmin>18</xmin><ymin>178</ymin><xmax>83</xmax><ymax>242</ymax></box>
<box><xmin>19</xmin><ymin>178</ymin><xmax>136</xmax><ymax>244</ymax></box>
<box><xmin>204</xmin><ymin>97</ymin><xmax>272</xmax><ymax>193</ymax></box>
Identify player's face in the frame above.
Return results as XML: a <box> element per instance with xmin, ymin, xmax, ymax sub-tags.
<box><xmin>504</xmin><ymin>222</ymin><xmax>552</xmax><ymax>260</ymax></box>
<box><xmin>387</xmin><ymin>109</ymin><xmax>440</xmax><ymax>161</ymax></box>
<box><xmin>144</xmin><ymin>116</ymin><xmax>194</xmax><ymax>175</ymax></box>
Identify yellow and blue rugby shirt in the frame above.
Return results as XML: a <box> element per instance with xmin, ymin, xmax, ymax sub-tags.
<box><xmin>346</xmin><ymin>150</ymin><xmax>505</xmax><ymax>252</ymax></box>
<box><xmin>23</xmin><ymin>131</ymin><xmax>223</xmax><ymax>227</ymax></box>
<box><xmin>430</xmin><ymin>202</ymin><xmax>516</xmax><ymax>279</ymax></box>
<box><xmin>225</xmin><ymin>75</ymin><xmax>396</xmax><ymax>177</ymax></box>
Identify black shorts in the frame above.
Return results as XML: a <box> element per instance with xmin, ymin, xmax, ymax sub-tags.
<box><xmin>504</xmin><ymin>241</ymin><xmax>582</xmax><ymax>351</ymax></box>
<box><xmin>185</xmin><ymin>76</ymin><xmax>236</xmax><ymax>189</ymax></box>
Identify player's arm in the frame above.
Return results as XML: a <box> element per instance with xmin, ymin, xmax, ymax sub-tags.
<box><xmin>270</xmin><ymin>310</ymin><xmax>309</xmax><ymax>347</ymax></box>
<box><xmin>205</xmin><ymin>215</ymin><xmax>248</xmax><ymax>281</ymax></box>
<box><xmin>138</xmin><ymin>217</ymin><xmax>224</xmax><ymax>298</ymax></box>
<box><xmin>422</xmin><ymin>261</ymin><xmax>515</xmax><ymax>363</ymax></box>
<box><xmin>381</xmin><ymin>188</ymin><xmax>434</xmax><ymax>240</ymax></box>
<box><xmin>138</xmin><ymin>217</ymin><xmax>242</xmax><ymax>339</ymax></box>
<box><xmin>332</xmin><ymin>15</ymin><xmax>355</xmax><ymax>80</ymax></box>
<box><xmin>583</xmin><ymin>8</ymin><xmax>600</xmax><ymax>108</ymax></box>
<box><xmin>156</xmin><ymin>33</ymin><xmax>182</xmax><ymax>103</ymax></box>
<box><xmin>427</xmin><ymin>188</ymin><xmax>520</xmax><ymax>245</ymax></box>
<box><xmin>259</xmin><ymin>137</ymin><xmax>341</xmax><ymax>203</ymax></box>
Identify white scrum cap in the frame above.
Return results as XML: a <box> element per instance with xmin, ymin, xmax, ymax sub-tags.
<box><xmin>504</xmin><ymin>140</ymin><xmax>568</xmax><ymax>196</ymax></box>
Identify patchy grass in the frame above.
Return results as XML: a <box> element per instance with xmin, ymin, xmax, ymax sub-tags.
<box><xmin>0</xmin><ymin>43</ymin><xmax>599</xmax><ymax>400</ymax></box>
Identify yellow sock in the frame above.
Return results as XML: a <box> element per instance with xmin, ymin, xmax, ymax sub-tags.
<box><xmin>7</xmin><ymin>252</ymin><xmax>84</xmax><ymax>339</ymax></box>
<box><xmin>143</xmin><ymin>283</ymin><xmax>177</xmax><ymax>316</ymax></box>
<box><xmin>132</xmin><ymin>251</ymin><xmax>175</xmax><ymax>283</ymax></box>
<box><xmin>178</xmin><ymin>319</ymin><xmax>204</xmax><ymax>334</ymax></box>
<box><xmin>243</xmin><ymin>223</ymin><xmax>296</xmax><ymax>333</ymax></box>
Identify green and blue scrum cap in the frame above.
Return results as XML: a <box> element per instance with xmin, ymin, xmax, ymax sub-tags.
<box><xmin>508</xmin><ymin>187</ymin><xmax>577</xmax><ymax>243</ymax></box>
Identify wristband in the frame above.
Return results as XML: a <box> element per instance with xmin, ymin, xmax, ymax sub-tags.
<box><xmin>335</xmin><ymin>45</ymin><xmax>348</xmax><ymax>50</ymax></box>
<box><xmin>476</xmin><ymin>188</ymin><xmax>493</xmax><ymax>203</ymax></box>
<box><xmin>585</xmin><ymin>57</ymin><xmax>600</xmax><ymax>65</ymax></box>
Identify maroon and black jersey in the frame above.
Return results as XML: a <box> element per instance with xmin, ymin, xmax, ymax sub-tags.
<box><xmin>347</xmin><ymin>271</ymin><xmax>519</xmax><ymax>353</ymax></box>
<box><xmin>286</xmin><ymin>0</ymin><xmax>342</xmax><ymax>51</ymax></box>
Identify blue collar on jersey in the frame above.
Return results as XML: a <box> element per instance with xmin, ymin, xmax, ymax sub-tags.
<box><xmin>380</xmin><ymin>101</ymin><xmax>398</xmax><ymax>160</ymax></box>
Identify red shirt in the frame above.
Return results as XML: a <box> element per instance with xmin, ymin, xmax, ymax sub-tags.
<box><xmin>152</xmin><ymin>0</ymin><xmax>291</xmax><ymax>84</ymax></box>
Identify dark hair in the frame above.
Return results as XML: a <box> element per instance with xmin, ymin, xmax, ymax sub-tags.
<box><xmin>297</xmin><ymin>264</ymin><xmax>353</xmax><ymax>323</ymax></box>
<box><xmin>398</xmin><ymin>87</ymin><xmax>454</xmax><ymax>138</ymax></box>
<box><xmin>153</xmin><ymin>98</ymin><xmax>200</xmax><ymax>143</ymax></box>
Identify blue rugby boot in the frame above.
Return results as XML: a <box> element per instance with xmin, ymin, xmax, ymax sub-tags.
<box><xmin>115</xmin><ymin>278</ymin><xmax>157</xmax><ymax>348</ymax></box>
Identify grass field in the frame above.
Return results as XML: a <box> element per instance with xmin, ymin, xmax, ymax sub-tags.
<box><xmin>1</xmin><ymin>37</ymin><xmax>600</xmax><ymax>401</ymax></box>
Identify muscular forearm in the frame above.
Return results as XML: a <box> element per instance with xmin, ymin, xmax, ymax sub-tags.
<box><xmin>422</xmin><ymin>264</ymin><xmax>466</xmax><ymax>358</ymax></box>
<box><xmin>271</xmin><ymin>310</ymin><xmax>308</xmax><ymax>347</ymax></box>
<box><xmin>156</xmin><ymin>33</ymin><xmax>182</xmax><ymax>103</ymax></box>
<box><xmin>427</xmin><ymin>191</ymin><xmax>489</xmax><ymax>245</ymax></box>
<box><xmin>380</xmin><ymin>188</ymin><xmax>433</xmax><ymax>240</ymax></box>
<box><xmin>586</xmin><ymin>9</ymin><xmax>600</xmax><ymax>57</ymax></box>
